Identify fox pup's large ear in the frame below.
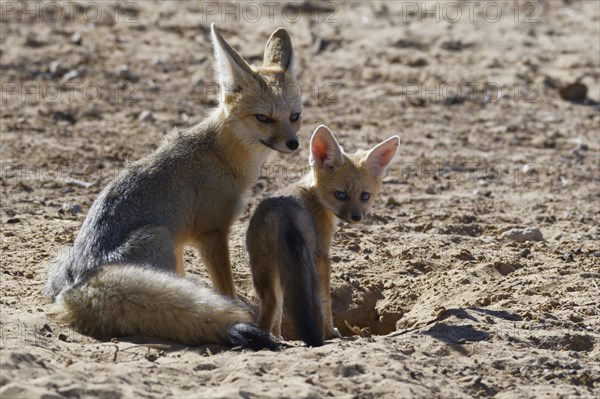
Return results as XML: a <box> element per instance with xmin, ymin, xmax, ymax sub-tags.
<box><xmin>310</xmin><ymin>125</ymin><xmax>344</xmax><ymax>169</ymax></box>
<box><xmin>263</xmin><ymin>27</ymin><xmax>295</xmax><ymax>77</ymax></box>
<box><xmin>364</xmin><ymin>136</ymin><xmax>400</xmax><ymax>176</ymax></box>
<box><xmin>211</xmin><ymin>24</ymin><xmax>255</xmax><ymax>91</ymax></box>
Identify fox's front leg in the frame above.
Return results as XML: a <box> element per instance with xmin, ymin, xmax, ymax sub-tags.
<box><xmin>316</xmin><ymin>256</ymin><xmax>340</xmax><ymax>339</ymax></box>
<box><xmin>197</xmin><ymin>230</ymin><xmax>237</xmax><ymax>298</ymax></box>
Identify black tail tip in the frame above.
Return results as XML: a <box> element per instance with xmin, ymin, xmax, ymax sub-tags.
<box><xmin>300</xmin><ymin>328</ymin><xmax>324</xmax><ymax>347</ymax></box>
<box><xmin>226</xmin><ymin>323</ymin><xmax>279</xmax><ymax>351</ymax></box>
<box><xmin>304</xmin><ymin>336</ymin><xmax>325</xmax><ymax>347</ymax></box>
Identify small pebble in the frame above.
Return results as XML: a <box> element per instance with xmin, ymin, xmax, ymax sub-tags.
<box><xmin>61</xmin><ymin>69</ymin><xmax>82</xmax><ymax>83</ymax></box>
<box><xmin>139</xmin><ymin>110</ymin><xmax>155</xmax><ymax>123</ymax></box>
<box><xmin>500</xmin><ymin>227</ymin><xmax>543</xmax><ymax>243</ymax></box>
<box><xmin>61</xmin><ymin>204</ymin><xmax>83</xmax><ymax>216</ymax></box>
<box><xmin>71</xmin><ymin>32</ymin><xmax>82</xmax><ymax>45</ymax></box>
<box><xmin>569</xmin><ymin>360</ymin><xmax>581</xmax><ymax>370</ymax></box>
<box><xmin>520</xmin><ymin>248</ymin><xmax>532</xmax><ymax>258</ymax></box>
<box><xmin>49</xmin><ymin>60</ymin><xmax>65</xmax><ymax>76</ymax></box>
<box><xmin>563</xmin><ymin>252</ymin><xmax>574</xmax><ymax>262</ymax></box>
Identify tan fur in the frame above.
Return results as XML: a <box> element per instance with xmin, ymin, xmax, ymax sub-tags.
<box><xmin>52</xmin><ymin>266</ymin><xmax>252</xmax><ymax>345</ymax></box>
<box><xmin>44</xmin><ymin>25</ymin><xmax>300</xmax><ymax>348</ymax></box>
<box><xmin>248</xmin><ymin>125</ymin><xmax>400</xmax><ymax>341</ymax></box>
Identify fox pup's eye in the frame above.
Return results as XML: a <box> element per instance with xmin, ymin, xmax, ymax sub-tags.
<box><xmin>334</xmin><ymin>191</ymin><xmax>348</xmax><ymax>201</ymax></box>
<box><xmin>255</xmin><ymin>114</ymin><xmax>274</xmax><ymax>123</ymax></box>
<box><xmin>360</xmin><ymin>192</ymin><xmax>371</xmax><ymax>202</ymax></box>
<box><xmin>290</xmin><ymin>112</ymin><xmax>300</xmax><ymax>122</ymax></box>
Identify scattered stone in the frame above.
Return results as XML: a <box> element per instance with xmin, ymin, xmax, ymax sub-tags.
<box><xmin>473</xmin><ymin>189</ymin><xmax>492</xmax><ymax>197</ymax></box>
<box><xmin>60</xmin><ymin>204</ymin><xmax>83</xmax><ymax>216</ymax></box>
<box><xmin>194</xmin><ymin>362</ymin><xmax>219</xmax><ymax>371</ymax></box>
<box><xmin>118</xmin><ymin>64</ymin><xmax>133</xmax><ymax>80</ymax></box>
<box><xmin>440</xmin><ymin>39</ymin><xmax>470</xmax><ymax>51</ymax></box>
<box><xmin>559</xmin><ymin>82</ymin><xmax>587</xmax><ymax>103</ymax></box>
<box><xmin>569</xmin><ymin>314</ymin><xmax>583</xmax><ymax>323</ymax></box>
<box><xmin>6</xmin><ymin>218</ymin><xmax>20</xmax><ymax>224</ymax></box>
<box><xmin>454</xmin><ymin>249</ymin><xmax>475</xmax><ymax>262</ymax></box>
<box><xmin>563</xmin><ymin>334</ymin><xmax>593</xmax><ymax>352</ymax></box>
<box><xmin>71</xmin><ymin>32</ymin><xmax>82</xmax><ymax>45</ymax></box>
<box><xmin>312</xmin><ymin>37</ymin><xmax>328</xmax><ymax>54</ymax></box>
<box><xmin>499</xmin><ymin>227</ymin><xmax>544</xmax><ymax>243</ymax></box>
<box><xmin>49</xmin><ymin>60</ymin><xmax>65</xmax><ymax>77</ymax></box>
<box><xmin>408</xmin><ymin>58</ymin><xmax>428</xmax><ymax>67</ymax></box>
<box><xmin>443</xmin><ymin>95</ymin><xmax>467</xmax><ymax>106</ymax></box>
<box><xmin>520</xmin><ymin>248</ymin><xmax>532</xmax><ymax>258</ymax></box>
<box><xmin>386</xmin><ymin>196</ymin><xmax>400</xmax><ymax>207</ymax></box>
<box><xmin>61</xmin><ymin>69</ymin><xmax>83</xmax><ymax>84</ymax></box>
<box><xmin>66</xmin><ymin>178</ymin><xmax>95</xmax><ymax>189</ymax></box>
<box><xmin>58</xmin><ymin>333</ymin><xmax>69</xmax><ymax>342</ymax></box>
<box><xmin>569</xmin><ymin>360</ymin><xmax>582</xmax><ymax>370</ymax></box>
<box><xmin>425</xmin><ymin>186</ymin><xmax>436</xmax><ymax>195</ymax></box>
<box><xmin>563</xmin><ymin>252</ymin><xmax>574</xmax><ymax>262</ymax></box>
<box><xmin>138</xmin><ymin>110</ymin><xmax>155</xmax><ymax>123</ymax></box>
<box><xmin>575</xmin><ymin>139</ymin><xmax>588</xmax><ymax>151</ymax></box>
<box><xmin>145</xmin><ymin>352</ymin><xmax>158</xmax><ymax>362</ymax></box>
<box><xmin>522</xmin><ymin>164</ymin><xmax>537</xmax><ymax>175</ymax></box>
<box><xmin>24</xmin><ymin>272</ymin><xmax>33</xmax><ymax>279</ymax></box>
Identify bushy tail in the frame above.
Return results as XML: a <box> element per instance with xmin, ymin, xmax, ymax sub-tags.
<box><xmin>278</xmin><ymin>225</ymin><xmax>324</xmax><ymax>347</ymax></box>
<box><xmin>51</xmin><ymin>265</ymin><xmax>277</xmax><ymax>350</ymax></box>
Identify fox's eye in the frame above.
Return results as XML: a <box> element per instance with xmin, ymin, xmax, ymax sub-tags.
<box><xmin>360</xmin><ymin>192</ymin><xmax>371</xmax><ymax>202</ymax></box>
<box><xmin>255</xmin><ymin>114</ymin><xmax>274</xmax><ymax>123</ymax></box>
<box><xmin>334</xmin><ymin>191</ymin><xmax>347</xmax><ymax>201</ymax></box>
<box><xmin>290</xmin><ymin>112</ymin><xmax>300</xmax><ymax>122</ymax></box>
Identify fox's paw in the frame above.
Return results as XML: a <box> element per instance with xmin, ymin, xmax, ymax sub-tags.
<box><xmin>270</xmin><ymin>333</ymin><xmax>284</xmax><ymax>343</ymax></box>
<box><xmin>325</xmin><ymin>327</ymin><xmax>341</xmax><ymax>339</ymax></box>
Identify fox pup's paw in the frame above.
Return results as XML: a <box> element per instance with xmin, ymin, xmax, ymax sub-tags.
<box><xmin>325</xmin><ymin>327</ymin><xmax>341</xmax><ymax>339</ymax></box>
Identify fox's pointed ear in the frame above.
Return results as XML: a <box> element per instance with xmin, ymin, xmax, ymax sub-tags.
<box><xmin>364</xmin><ymin>136</ymin><xmax>400</xmax><ymax>176</ymax></box>
<box><xmin>211</xmin><ymin>24</ymin><xmax>255</xmax><ymax>90</ymax></box>
<box><xmin>310</xmin><ymin>125</ymin><xmax>344</xmax><ymax>169</ymax></box>
<box><xmin>263</xmin><ymin>27</ymin><xmax>295</xmax><ymax>76</ymax></box>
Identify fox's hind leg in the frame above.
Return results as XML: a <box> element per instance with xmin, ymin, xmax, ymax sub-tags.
<box><xmin>272</xmin><ymin>280</ymin><xmax>284</xmax><ymax>339</ymax></box>
<box><xmin>255</xmin><ymin>276</ymin><xmax>283</xmax><ymax>340</ymax></box>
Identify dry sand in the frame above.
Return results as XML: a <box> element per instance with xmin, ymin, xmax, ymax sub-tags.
<box><xmin>1</xmin><ymin>1</ymin><xmax>599</xmax><ymax>398</ymax></box>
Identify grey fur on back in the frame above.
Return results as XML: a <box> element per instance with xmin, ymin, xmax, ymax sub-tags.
<box><xmin>248</xmin><ymin>196</ymin><xmax>325</xmax><ymax>346</ymax></box>
<box><xmin>43</xmin><ymin>121</ymin><xmax>219</xmax><ymax>300</ymax></box>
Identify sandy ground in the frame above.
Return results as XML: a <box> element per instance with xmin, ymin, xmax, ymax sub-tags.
<box><xmin>1</xmin><ymin>1</ymin><xmax>599</xmax><ymax>398</ymax></box>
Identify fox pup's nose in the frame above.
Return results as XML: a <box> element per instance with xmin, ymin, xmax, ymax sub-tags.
<box><xmin>351</xmin><ymin>213</ymin><xmax>362</xmax><ymax>222</ymax></box>
<box><xmin>286</xmin><ymin>140</ymin><xmax>299</xmax><ymax>151</ymax></box>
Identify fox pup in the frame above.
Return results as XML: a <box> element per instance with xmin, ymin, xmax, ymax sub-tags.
<box><xmin>247</xmin><ymin>125</ymin><xmax>399</xmax><ymax>346</ymax></box>
<box><xmin>43</xmin><ymin>24</ymin><xmax>303</xmax><ymax>350</ymax></box>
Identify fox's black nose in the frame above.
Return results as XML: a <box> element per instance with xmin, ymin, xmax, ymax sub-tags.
<box><xmin>286</xmin><ymin>140</ymin><xmax>299</xmax><ymax>151</ymax></box>
<box><xmin>351</xmin><ymin>213</ymin><xmax>362</xmax><ymax>222</ymax></box>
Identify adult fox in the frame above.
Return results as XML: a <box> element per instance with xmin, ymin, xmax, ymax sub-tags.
<box><xmin>43</xmin><ymin>24</ymin><xmax>302</xmax><ymax>350</ymax></box>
